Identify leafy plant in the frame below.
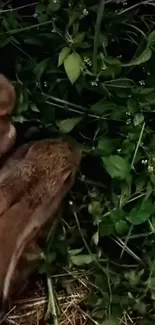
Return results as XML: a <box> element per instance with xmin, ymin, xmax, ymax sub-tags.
<box><xmin>2</xmin><ymin>0</ymin><xmax>155</xmax><ymax>324</ymax></box>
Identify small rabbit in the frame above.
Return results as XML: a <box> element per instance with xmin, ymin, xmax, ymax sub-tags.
<box><xmin>0</xmin><ymin>75</ymin><xmax>82</xmax><ymax>304</ymax></box>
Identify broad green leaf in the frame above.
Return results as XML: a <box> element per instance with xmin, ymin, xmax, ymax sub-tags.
<box><xmin>69</xmin><ymin>248</ymin><xmax>83</xmax><ymax>256</ymax></box>
<box><xmin>64</xmin><ymin>52</ymin><xmax>83</xmax><ymax>84</ymax></box>
<box><xmin>106</xmin><ymin>79</ymin><xmax>134</xmax><ymax>88</ymax></box>
<box><xmin>34</xmin><ymin>58</ymin><xmax>50</xmax><ymax>80</ymax></box>
<box><xmin>133</xmin><ymin>113</ymin><xmax>144</xmax><ymax>126</ymax></box>
<box><xmin>70</xmin><ymin>254</ymin><xmax>95</xmax><ymax>266</ymax></box>
<box><xmin>110</xmin><ymin>209</ymin><xmax>126</xmax><ymax>222</ymax></box>
<box><xmin>101</xmin><ymin>65</ymin><xmax>122</xmax><ymax>78</ymax></box>
<box><xmin>56</xmin><ymin>117</ymin><xmax>82</xmax><ymax>133</ymax></box>
<box><xmin>17</xmin><ymin>88</ymin><xmax>28</xmax><ymax>113</ymax></box>
<box><xmin>145</xmin><ymin>181</ymin><xmax>153</xmax><ymax>200</ymax></box>
<box><xmin>91</xmin><ymin>99</ymin><xmax>117</xmax><ymax>114</ymax></box>
<box><xmin>115</xmin><ymin>220</ymin><xmax>129</xmax><ymax>235</ymax></box>
<box><xmin>73</xmin><ymin>32</ymin><xmax>85</xmax><ymax>44</ymax></box>
<box><xmin>13</xmin><ymin>116</ymin><xmax>28</xmax><ymax>123</ymax></box>
<box><xmin>104</xmin><ymin>56</ymin><xmax>121</xmax><ymax>66</ymax></box>
<box><xmin>145</xmin><ymin>92</ymin><xmax>155</xmax><ymax>104</ymax></box>
<box><xmin>124</xmin><ymin>47</ymin><xmax>152</xmax><ymax>67</ymax></box>
<box><xmin>148</xmin><ymin>31</ymin><xmax>155</xmax><ymax>48</ymax></box>
<box><xmin>127</xmin><ymin>97</ymin><xmax>138</xmax><ymax>114</ymax></box>
<box><xmin>126</xmin><ymin>200</ymin><xmax>153</xmax><ymax>225</ymax></box>
<box><xmin>92</xmin><ymin>231</ymin><xmax>99</xmax><ymax>245</ymax></box>
<box><xmin>132</xmin><ymin>87</ymin><xmax>155</xmax><ymax>95</ymax></box>
<box><xmin>30</xmin><ymin>104</ymin><xmax>40</xmax><ymax>112</ymax></box>
<box><xmin>98</xmin><ymin>138</ymin><xmax>114</xmax><ymax>156</ymax></box>
<box><xmin>100</xmin><ymin>217</ymin><xmax>115</xmax><ymax>236</ymax></box>
<box><xmin>119</xmin><ymin>180</ymin><xmax>132</xmax><ymax>206</ymax></box>
<box><xmin>102</xmin><ymin>155</ymin><xmax>130</xmax><ymax>180</ymax></box>
<box><xmin>48</xmin><ymin>0</ymin><xmax>61</xmax><ymax>12</ymax></box>
<box><xmin>58</xmin><ymin>47</ymin><xmax>71</xmax><ymax>67</ymax></box>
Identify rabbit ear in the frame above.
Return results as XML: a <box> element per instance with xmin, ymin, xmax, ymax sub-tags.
<box><xmin>0</xmin><ymin>74</ymin><xmax>16</xmax><ymax>116</ymax></box>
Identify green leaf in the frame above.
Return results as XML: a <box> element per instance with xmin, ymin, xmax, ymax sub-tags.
<box><xmin>92</xmin><ymin>231</ymin><xmax>99</xmax><ymax>245</ymax></box>
<box><xmin>34</xmin><ymin>58</ymin><xmax>50</xmax><ymax>80</ymax></box>
<box><xmin>104</xmin><ymin>56</ymin><xmax>121</xmax><ymax>66</ymax></box>
<box><xmin>98</xmin><ymin>138</ymin><xmax>114</xmax><ymax>156</ymax></box>
<box><xmin>73</xmin><ymin>32</ymin><xmax>85</xmax><ymax>45</ymax></box>
<box><xmin>102</xmin><ymin>155</ymin><xmax>130</xmax><ymax>180</ymax></box>
<box><xmin>124</xmin><ymin>47</ymin><xmax>152</xmax><ymax>67</ymax></box>
<box><xmin>56</xmin><ymin>117</ymin><xmax>82</xmax><ymax>133</ymax></box>
<box><xmin>70</xmin><ymin>254</ymin><xmax>95</xmax><ymax>266</ymax></box>
<box><xmin>148</xmin><ymin>31</ymin><xmax>155</xmax><ymax>49</ymax></box>
<box><xmin>13</xmin><ymin>116</ymin><xmax>28</xmax><ymax>123</ymax></box>
<box><xmin>48</xmin><ymin>0</ymin><xmax>61</xmax><ymax>12</ymax></box>
<box><xmin>100</xmin><ymin>217</ymin><xmax>115</xmax><ymax>236</ymax></box>
<box><xmin>133</xmin><ymin>113</ymin><xmax>144</xmax><ymax>126</ymax></box>
<box><xmin>17</xmin><ymin>88</ymin><xmax>28</xmax><ymax>113</ymax></box>
<box><xmin>58</xmin><ymin>47</ymin><xmax>71</xmax><ymax>67</ymax></box>
<box><xmin>69</xmin><ymin>248</ymin><xmax>83</xmax><ymax>256</ymax></box>
<box><xmin>115</xmin><ymin>220</ymin><xmax>129</xmax><ymax>235</ymax></box>
<box><xmin>64</xmin><ymin>52</ymin><xmax>83</xmax><ymax>84</ymax></box>
<box><xmin>91</xmin><ymin>99</ymin><xmax>117</xmax><ymax>114</ymax></box>
<box><xmin>126</xmin><ymin>200</ymin><xmax>153</xmax><ymax>225</ymax></box>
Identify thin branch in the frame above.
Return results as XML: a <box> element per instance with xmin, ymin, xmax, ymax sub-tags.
<box><xmin>0</xmin><ymin>2</ymin><xmax>37</xmax><ymax>13</ymax></box>
<box><xmin>117</xmin><ymin>0</ymin><xmax>155</xmax><ymax>15</ymax></box>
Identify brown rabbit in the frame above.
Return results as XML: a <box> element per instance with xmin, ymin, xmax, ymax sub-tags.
<box><xmin>0</xmin><ymin>75</ymin><xmax>82</xmax><ymax>304</ymax></box>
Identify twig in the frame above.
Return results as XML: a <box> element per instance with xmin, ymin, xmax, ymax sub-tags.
<box><xmin>47</xmin><ymin>277</ymin><xmax>59</xmax><ymax>325</ymax></box>
<box><xmin>0</xmin><ymin>2</ymin><xmax>37</xmax><ymax>13</ymax></box>
<box><xmin>117</xmin><ymin>0</ymin><xmax>155</xmax><ymax>15</ymax></box>
<box><xmin>112</xmin><ymin>237</ymin><xmax>142</xmax><ymax>263</ymax></box>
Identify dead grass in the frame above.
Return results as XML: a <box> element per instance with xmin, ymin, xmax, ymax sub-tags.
<box><xmin>4</xmin><ymin>277</ymin><xmax>93</xmax><ymax>325</ymax></box>
<box><xmin>2</xmin><ymin>276</ymin><xmax>141</xmax><ymax>325</ymax></box>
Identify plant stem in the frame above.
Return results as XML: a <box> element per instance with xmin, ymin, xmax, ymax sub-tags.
<box><xmin>47</xmin><ymin>277</ymin><xmax>59</xmax><ymax>325</ymax></box>
<box><xmin>131</xmin><ymin>122</ymin><xmax>145</xmax><ymax>169</ymax></box>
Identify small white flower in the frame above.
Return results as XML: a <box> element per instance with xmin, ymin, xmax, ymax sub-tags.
<box><xmin>148</xmin><ymin>165</ymin><xmax>154</xmax><ymax>173</ymax></box>
<box><xmin>91</xmin><ymin>81</ymin><xmax>98</xmax><ymax>86</ymax></box>
<box><xmin>139</xmin><ymin>80</ymin><xmax>145</xmax><ymax>86</ymax></box>
<box><xmin>126</xmin><ymin>119</ymin><xmax>131</xmax><ymax>125</ymax></box>
<box><xmin>83</xmin><ymin>8</ymin><xmax>89</xmax><ymax>16</ymax></box>
<box><xmin>141</xmin><ymin>159</ymin><xmax>147</xmax><ymax>165</ymax></box>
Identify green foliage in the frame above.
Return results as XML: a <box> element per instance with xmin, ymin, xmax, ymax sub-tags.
<box><xmin>102</xmin><ymin>155</ymin><xmax>130</xmax><ymax>180</ymax></box>
<box><xmin>64</xmin><ymin>52</ymin><xmax>83</xmax><ymax>83</ymax></box>
<box><xmin>2</xmin><ymin>0</ymin><xmax>155</xmax><ymax>323</ymax></box>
